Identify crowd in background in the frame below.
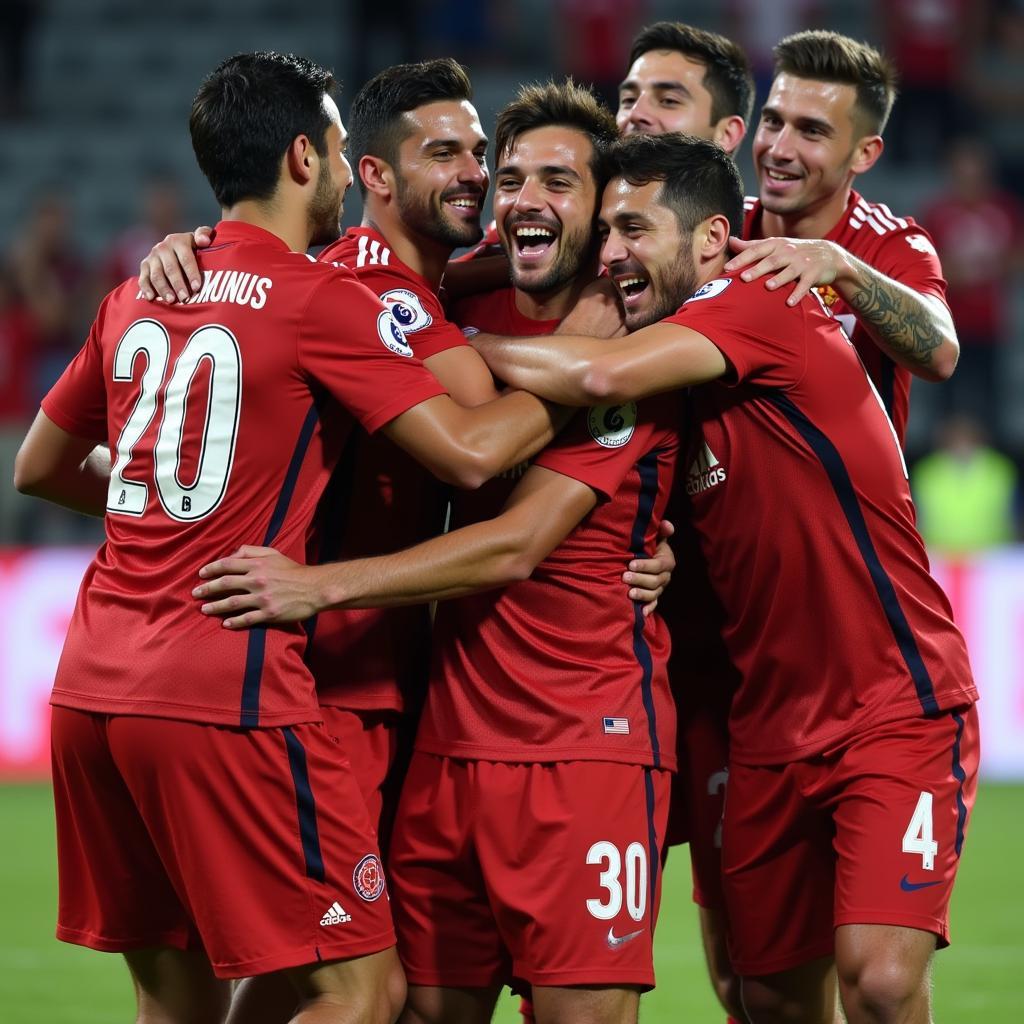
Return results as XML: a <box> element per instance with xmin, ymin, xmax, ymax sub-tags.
<box><xmin>0</xmin><ymin>0</ymin><xmax>1021</xmax><ymax>551</ymax></box>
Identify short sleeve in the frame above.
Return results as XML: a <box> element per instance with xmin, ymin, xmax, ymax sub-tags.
<box><xmin>867</xmin><ymin>223</ymin><xmax>948</xmax><ymax>304</ymax></box>
<box><xmin>359</xmin><ymin>266</ymin><xmax>467</xmax><ymax>360</ymax></box>
<box><xmin>535</xmin><ymin>395</ymin><xmax>678</xmax><ymax>501</ymax></box>
<box><xmin>665</xmin><ymin>275</ymin><xmax>808</xmax><ymax>389</ymax></box>
<box><xmin>298</xmin><ymin>272</ymin><xmax>448</xmax><ymax>435</ymax></box>
<box><xmin>40</xmin><ymin>306</ymin><xmax>109</xmax><ymax>441</ymax></box>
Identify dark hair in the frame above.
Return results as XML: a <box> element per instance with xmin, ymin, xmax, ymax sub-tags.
<box><xmin>348</xmin><ymin>58</ymin><xmax>473</xmax><ymax>196</ymax></box>
<box><xmin>773</xmin><ymin>31</ymin><xmax>898</xmax><ymax>134</ymax></box>
<box><xmin>627</xmin><ymin>22</ymin><xmax>755</xmax><ymax>127</ymax></box>
<box><xmin>190</xmin><ymin>51</ymin><xmax>335</xmax><ymax>208</ymax></box>
<box><xmin>494</xmin><ymin>79</ymin><xmax>618</xmax><ymax>188</ymax></box>
<box><xmin>607</xmin><ymin>133</ymin><xmax>744</xmax><ymax>237</ymax></box>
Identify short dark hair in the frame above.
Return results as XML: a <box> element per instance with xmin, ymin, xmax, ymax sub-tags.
<box><xmin>627</xmin><ymin>22</ymin><xmax>755</xmax><ymax>127</ymax></box>
<box><xmin>773</xmin><ymin>30</ymin><xmax>898</xmax><ymax>134</ymax></box>
<box><xmin>348</xmin><ymin>58</ymin><xmax>473</xmax><ymax>196</ymax></box>
<box><xmin>607</xmin><ymin>133</ymin><xmax>744</xmax><ymax>237</ymax></box>
<box><xmin>190</xmin><ymin>51</ymin><xmax>335</xmax><ymax>208</ymax></box>
<box><xmin>494</xmin><ymin>79</ymin><xmax>618</xmax><ymax>189</ymax></box>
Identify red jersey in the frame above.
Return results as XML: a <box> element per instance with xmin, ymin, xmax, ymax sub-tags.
<box><xmin>743</xmin><ymin>191</ymin><xmax>949</xmax><ymax>444</ymax></box>
<box><xmin>42</xmin><ymin>221</ymin><xmax>446</xmax><ymax>728</ymax></box>
<box><xmin>666</xmin><ymin>271</ymin><xmax>976</xmax><ymax>766</ymax></box>
<box><xmin>306</xmin><ymin>227</ymin><xmax>469</xmax><ymax>712</ymax></box>
<box><xmin>421</xmin><ymin>285</ymin><xmax>680</xmax><ymax>769</ymax></box>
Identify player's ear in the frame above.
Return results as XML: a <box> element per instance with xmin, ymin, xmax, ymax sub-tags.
<box><xmin>696</xmin><ymin>213</ymin><xmax>731</xmax><ymax>261</ymax></box>
<box><xmin>851</xmin><ymin>134</ymin><xmax>883</xmax><ymax>176</ymax></box>
<box><xmin>712</xmin><ymin>115</ymin><xmax>746</xmax><ymax>156</ymax></box>
<box><xmin>285</xmin><ymin>134</ymin><xmax>317</xmax><ymax>187</ymax></box>
<box><xmin>360</xmin><ymin>154</ymin><xmax>396</xmax><ymax>199</ymax></box>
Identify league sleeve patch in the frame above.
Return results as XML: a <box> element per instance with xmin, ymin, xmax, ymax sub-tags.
<box><xmin>685</xmin><ymin>278</ymin><xmax>733</xmax><ymax>303</ymax></box>
<box><xmin>905</xmin><ymin>234</ymin><xmax>937</xmax><ymax>256</ymax></box>
<box><xmin>377</xmin><ymin>310</ymin><xmax>414</xmax><ymax>357</ymax></box>
<box><xmin>588</xmin><ymin>402</ymin><xmax>637</xmax><ymax>448</ymax></box>
<box><xmin>379</xmin><ymin>288</ymin><xmax>433</xmax><ymax>333</ymax></box>
<box><xmin>461</xmin><ymin>325</ymin><xmax>480</xmax><ymax>338</ymax></box>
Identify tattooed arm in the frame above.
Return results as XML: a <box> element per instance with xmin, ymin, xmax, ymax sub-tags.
<box><xmin>726</xmin><ymin>236</ymin><xmax>959</xmax><ymax>381</ymax></box>
<box><xmin>833</xmin><ymin>251</ymin><xmax>958</xmax><ymax>381</ymax></box>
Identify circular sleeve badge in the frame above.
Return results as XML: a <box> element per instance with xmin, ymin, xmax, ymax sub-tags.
<box><xmin>587</xmin><ymin>402</ymin><xmax>637</xmax><ymax>448</ymax></box>
<box><xmin>377</xmin><ymin>310</ymin><xmax>414</xmax><ymax>357</ymax></box>
<box><xmin>379</xmin><ymin>288</ymin><xmax>433</xmax><ymax>333</ymax></box>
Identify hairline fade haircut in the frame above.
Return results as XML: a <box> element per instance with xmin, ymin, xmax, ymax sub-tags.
<box><xmin>627</xmin><ymin>21</ymin><xmax>755</xmax><ymax>127</ymax></box>
<box><xmin>494</xmin><ymin>79</ymin><xmax>618</xmax><ymax>191</ymax></box>
<box><xmin>347</xmin><ymin>57</ymin><xmax>474</xmax><ymax>197</ymax></box>
<box><xmin>190</xmin><ymin>51</ymin><xmax>335</xmax><ymax>209</ymax></box>
<box><xmin>606</xmin><ymin>132</ymin><xmax>745</xmax><ymax>238</ymax></box>
<box><xmin>773</xmin><ymin>30</ymin><xmax>898</xmax><ymax>135</ymax></box>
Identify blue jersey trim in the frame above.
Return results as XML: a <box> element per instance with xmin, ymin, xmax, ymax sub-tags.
<box><xmin>765</xmin><ymin>390</ymin><xmax>939</xmax><ymax>715</ymax></box>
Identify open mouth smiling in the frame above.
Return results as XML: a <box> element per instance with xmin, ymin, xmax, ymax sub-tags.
<box><xmin>512</xmin><ymin>224</ymin><xmax>559</xmax><ymax>260</ymax></box>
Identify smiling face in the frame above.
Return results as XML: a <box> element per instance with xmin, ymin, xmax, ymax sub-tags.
<box><xmin>393</xmin><ymin>98</ymin><xmax>489</xmax><ymax>248</ymax></box>
<box><xmin>617</xmin><ymin>50</ymin><xmax>717</xmax><ymax>139</ymax></box>
<box><xmin>753</xmin><ymin>72</ymin><xmax>868</xmax><ymax>220</ymax></box>
<box><xmin>308</xmin><ymin>96</ymin><xmax>353</xmax><ymax>246</ymax></box>
<box><xmin>599</xmin><ymin>177</ymin><xmax>699</xmax><ymax>331</ymax></box>
<box><xmin>493</xmin><ymin>124</ymin><xmax>600</xmax><ymax>296</ymax></box>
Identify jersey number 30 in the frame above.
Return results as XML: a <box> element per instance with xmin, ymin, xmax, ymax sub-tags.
<box><xmin>107</xmin><ymin>319</ymin><xmax>242</xmax><ymax>521</ymax></box>
<box><xmin>586</xmin><ymin>840</ymin><xmax>648</xmax><ymax>922</ymax></box>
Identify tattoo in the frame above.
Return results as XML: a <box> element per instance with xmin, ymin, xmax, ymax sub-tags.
<box><xmin>846</xmin><ymin>268</ymin><xmax>944</xmax><ymax>368</ymax></box>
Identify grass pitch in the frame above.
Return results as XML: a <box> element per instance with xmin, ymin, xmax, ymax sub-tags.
<box><xmin>2</xmin><ymin>783</ymin><xmax>1019</xmax><ymax>1022</ymax></box>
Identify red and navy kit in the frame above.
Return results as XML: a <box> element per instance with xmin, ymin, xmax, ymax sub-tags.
<box><xmin>43</xmin><ymin>221</ymin><xmax>446</xmax><ymax>728</ymax></box>
<box><xmin>307</xmin><ymin>226</ymin><xmax>468</xmax><ymax>714</ymax></box>
<box><xmin>665</xmin><ymin>271</ymin><xmax>976</xmax><ymax>767</ymax></box>
<box><xmin>743</xmin><ymin>190</ymin><xmax>949</xmax><ymax>444</ymax></box>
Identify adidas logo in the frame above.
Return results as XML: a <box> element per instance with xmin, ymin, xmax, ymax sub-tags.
<box><xmin>686</xmin><ymin>442</ymin><xmax>727</xmax><ymax>496</ymax></box>
<box><xmin>320</xmin><ymin>901</ymin><xmax>352</xmax><ymax>927</ymax></box>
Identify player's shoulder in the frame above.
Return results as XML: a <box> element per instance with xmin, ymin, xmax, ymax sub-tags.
<box><xmin>841</xmin><ymin>194</ymin><xmax>938</xmax><ymax>257</ymax></box>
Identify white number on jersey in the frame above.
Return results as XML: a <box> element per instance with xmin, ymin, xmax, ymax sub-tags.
<box><xmin>902</xmin><ymin>791</ymin><xmax>938</xmax><ymax>871</ymax></box>
<box><xmin>586</xmin><ymin>840</ymin><xmax>648</xmax><ymax>922</ymax></box>
<box><xmin>107</xmin><ymin>319</ymin><xmax>242</xmax><ymax>520</ymax></box>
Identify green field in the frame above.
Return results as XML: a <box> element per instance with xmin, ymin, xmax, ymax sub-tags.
<box><xmin>2</xmin><ymin>782</ymin><xmax>1019</xmax><ymax>1022</ymax></box>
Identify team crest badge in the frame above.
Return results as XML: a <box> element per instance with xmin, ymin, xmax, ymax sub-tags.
<box><xmin>815</xmin><ymin>284</ymin><xmax>840</xmax><ymax>307</ymax></box>
<box><xmin>379</xmin><ymin>288</ymin><xmax>433</xmax><ymax>333</ymax></box>
<box><xmin>377</xmin><ymin>310</ymin><xmax>414</xmax><ymax>357</ymax></box>
<box><xmin>588</xmin><ymin>402</ymin><xmax>637</xmax><ymax>448</ymax></box>
<box><xmin>353</xmin><ymin>854</ymin><xmax>386</xmax><ymax>902</ymax></box>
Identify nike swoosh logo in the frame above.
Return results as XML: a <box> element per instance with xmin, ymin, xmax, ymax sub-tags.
<box><xmin>606</xmin><ymin>926</ymin><xmax>644</xmax><ymax>949</ymax></box>
<box><xmin>900</xmin><ymin>874</ymin><xmax>942</xmax><ymax>892</ymax></box>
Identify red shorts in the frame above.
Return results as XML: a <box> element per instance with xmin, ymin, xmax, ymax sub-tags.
<box><xmin>388</xmin><ymin>754</ymin><xmax>671</xmax><ymax>990</ymax></box>
<box><xmin>50</xmin><ymin>707</ymin><xmax>396</xmax><ymax>978</ymax></box>
<box><xmin>665</xmin><ymin>698</ymin><xmax>730</xmax><ymax>908</ymax></box>
<box><xmin>722</xmin><ymin>706</ymin><xmax>980</xmax><ymax>977</ymax></box>
<box><xmin>320</xmin><ymin>705</ymin><xmax>416</xmax><ymax>855</ymax></box>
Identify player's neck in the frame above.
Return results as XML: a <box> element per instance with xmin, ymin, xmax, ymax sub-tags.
<box><xmin>757</xmin><ymin>187</ymin><xmax>852</xmax><ymax>242</ymax></box>
<box><xmin>362</xmin><ymin>213</ymin><xmax>451</xmax><ymax>288</ymax></box>
<box><xmin>221</xmin><ymin>201</ymin><xmax>311</xmax><ymax>253</ymax></box>
<box><xmin>513</xmin><ymin>267</ymin><xmax>595</xmax><ymax>323</ymax></box>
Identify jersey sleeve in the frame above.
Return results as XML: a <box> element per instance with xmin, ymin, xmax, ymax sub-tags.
<box><xmin>40</xmin><ymin>300</ymin><xmax>111</xmax><ymax>440</ymax></box>
<box><xmin>298</xmin><ymin>272</ymin><xmax>448</xmax><ymax>435</ymax></box>
<box><xmin>358</xmin><ymin>265</ymin><xmax>468</xmax><ymax>360</ymax></box>
<box><xmin>864</xmin><ymin>222</ymin><xmax>948</xmax><ymax>304</ymax></box>
<box><xmin>665</xmin><ymin>276</ymin><xmax>807</xmax><ymax>389</ymax></box>
<box><xmin>534</xmin><ymin>395</ymin><xmax>678</xmax><ymax>501</ymax></box>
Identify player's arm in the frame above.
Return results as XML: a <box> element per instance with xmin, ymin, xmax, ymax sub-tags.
<box><xmin>473</xmin><ymin>320</ymin><xmax>728</xmax><ymax>405</ymax></box>
<box><xmin>13</xmin><ymin>410</ymin><xmax>109</xmax><ymax>516</ymax></box>
<box><xmin>725</xmin><ymin>236</ymin><xmax>959</xmax><ymax>381</ymax></box>
<box><xmin>194</xmin><ymin>465</ymin><xmax>598</xmax><ymax>628</ymax></box>
<box><xmin>380</xmin><ymin>391</ymin><xmax>569</xmax><ymax>490</ymax></box>
<box><xmin>423</xmin><ymin>345</ymin><xmax>501</xmax><ymax>405</ymax></box>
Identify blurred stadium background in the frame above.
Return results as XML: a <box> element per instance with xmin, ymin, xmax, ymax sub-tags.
<box><xmin>0</xmin><ymin>1</ymin><xmax>1021</xmax><ymax>1020</ymax></box>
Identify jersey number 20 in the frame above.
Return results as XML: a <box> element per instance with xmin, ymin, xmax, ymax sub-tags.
<box><xmin>107</xmin><ymin>318</ymin><xmax>242</xmax><ymax>521</ymax></box>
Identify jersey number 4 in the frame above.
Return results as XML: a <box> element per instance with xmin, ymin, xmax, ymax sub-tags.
<box><xmin>107</xmin><ymin>318</ymin><xmax>242</xmax><ymax>521</ymax></box>
<box><xmin>902</xmin><ymin>790</ymin><xmax>938</xmax><ymax>870</ymax></box>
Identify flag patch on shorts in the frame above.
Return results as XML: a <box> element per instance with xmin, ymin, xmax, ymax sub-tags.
<box><xmin>603</xmin><ymin>717</ymin><xmax>630</xmax><ymax>735</ymax></box>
